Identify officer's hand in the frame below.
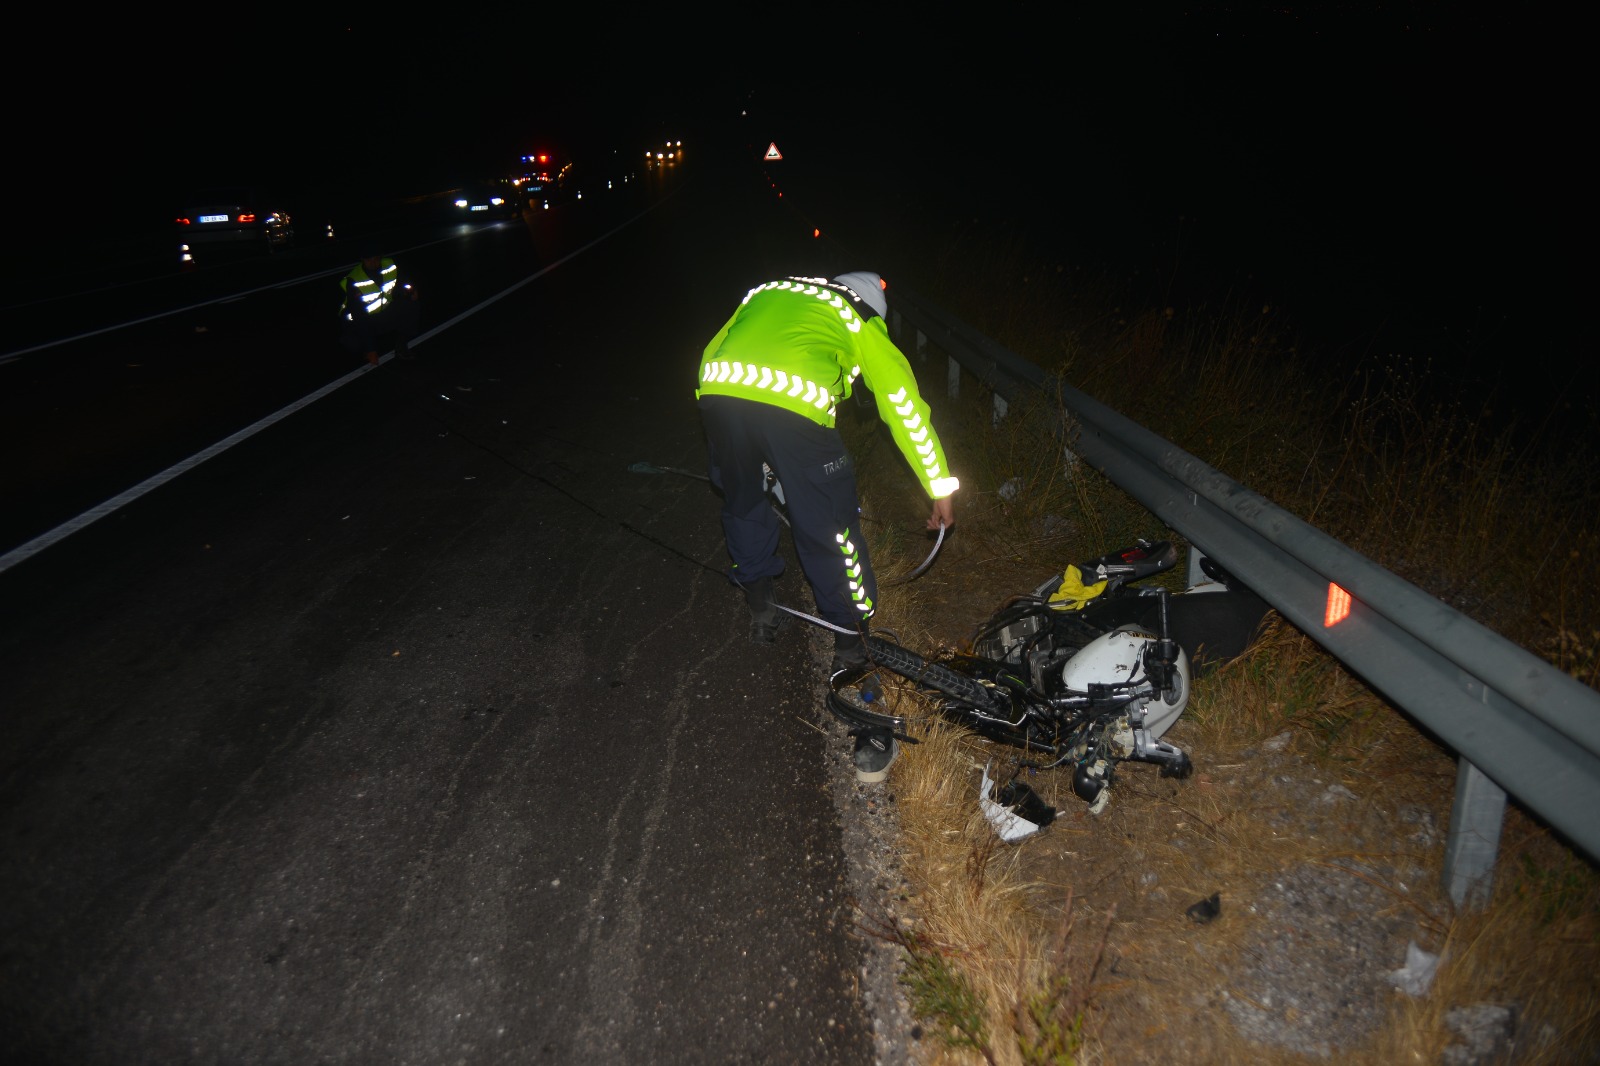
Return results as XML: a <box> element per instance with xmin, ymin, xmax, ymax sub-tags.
<box><xmin>929</xmin><ymin>495</ymin><xmax>955</xmax><ymax>531</ymax></box>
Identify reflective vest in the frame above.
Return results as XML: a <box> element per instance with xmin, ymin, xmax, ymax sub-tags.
<box><xmin>697</xmin><ymin>277</ymin><xmax>958</xmax><ymax>500</ymax></box>
<box><xmin>341</xmin><ymin>259</ymin><xmax>401</xmax><ymax>320</ymax></box>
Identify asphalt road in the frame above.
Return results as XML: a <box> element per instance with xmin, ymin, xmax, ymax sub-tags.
<box><xmin>0</xmin><ymin>154</ymin><xmax>894</xmax><ymax>1064</ymax></box>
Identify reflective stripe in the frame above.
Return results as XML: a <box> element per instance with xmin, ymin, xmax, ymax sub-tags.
<box><xmin>702</xmin><ymin>357</ymin><xmax>842</xmax><ymax>416</ymax></box>
<box><xmin>346</xmin><ymin>262</ymin><xmax>400</xmax><ymax>315</ymax></box>
<box><xmin>741</xmin><ymin>277</ymin><xmax>868</xmax><ymax>329</ymax></box>
<box><xmin>705</xmin><ymin>277</ymin><xmax>873</xmax><ymax>421</ymax></box>
<box><xmin>835</xmin><ymin>529</ymin><xmax>874</xmax><ymax>615</ymax></box>
<box><xmin>880</xmin><ymin>384</ymin><xmax>952</xmax><ymax>494</ymax></box>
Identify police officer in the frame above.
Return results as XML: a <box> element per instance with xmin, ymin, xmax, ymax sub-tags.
<box><xmin>696</xmin><ymin>272</ymin><xmax>958</xmax><ymax>781</ymax></box>
<box><xmin>338</xmin><ymin>245</ymin><xmax>420</xmax><ymax>366</ymax></box>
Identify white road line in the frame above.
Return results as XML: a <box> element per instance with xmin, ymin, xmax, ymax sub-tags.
<box><xmin>0</xmin><ymin>201</ymin><xmax>667</xmax><ymax>574</ymax></box>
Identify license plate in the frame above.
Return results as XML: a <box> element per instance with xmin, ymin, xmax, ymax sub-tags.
<box><xmin>470</xmin><ymin>205</ymin><xmax>488</xmax><ymax>212</ymax></box>
<box><xmin>199</xmin><ymin>214</ymin><xmax>230</xmax><ymax>224</ymax></box>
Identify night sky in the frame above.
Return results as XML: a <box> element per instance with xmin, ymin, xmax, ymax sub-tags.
<box><xmin>14</xmin><ymin>7</ymin><xmax>1585</xmax><ymax>421</ymax></box>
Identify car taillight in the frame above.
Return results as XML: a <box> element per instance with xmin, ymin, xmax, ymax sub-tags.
<box><xmin>238</xmin><ymin>212</ymin><xmax>257</xmax><ymax>224</ymax></box>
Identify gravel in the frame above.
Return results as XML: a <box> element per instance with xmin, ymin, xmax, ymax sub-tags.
<box><xmin>802</xmin><ymin>601</ymin><xmax>1580</xmax><ymax>1066</ymax></box>
<box><xmin>807</xmin><ymin>626</ymin><xmax>922</xmax><ymax>1066</ymax></box>
<box><xmin>814</xmin><ymin>674</ymin><xmax>1572</xmax><ymax>1066</ymax></box>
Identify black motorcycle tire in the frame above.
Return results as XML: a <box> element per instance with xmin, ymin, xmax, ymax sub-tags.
<box><xmin>867</xmin><ymin>638</ymin><xmax>1066</xmax><ymax>754</ymax></box>
<box><xmin>866</xmin><ymin>637</ymin><xmax>1008</xmax><ymax>715</ymax></box>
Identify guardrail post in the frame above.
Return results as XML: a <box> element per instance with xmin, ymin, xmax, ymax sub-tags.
<box><xmin>948</xmin><ymin>355</ymin><xmax>960</xmax><ymax>400</ymax></box>
<box><xmin>916</xmin><ymin>329</ymin><xmax>928</xmax><ymax>365</ymax></box>
<box><xmin>993</xmin><ymin>391</ymin><xmax>1008</xmax><ymax>425</ymax></box>
<box><xmin>1443</xmin><ymin>759</ymin><xmax>1507</xmax><ymax>910</ymax></box>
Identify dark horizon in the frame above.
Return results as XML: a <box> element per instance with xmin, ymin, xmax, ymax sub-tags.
<box><xmin>13</xmin><ymin>8</ymin><xmax>1586</xmax><ymax>430</ymax></box>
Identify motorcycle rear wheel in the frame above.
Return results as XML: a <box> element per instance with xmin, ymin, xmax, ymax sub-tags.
<box><xmin>864</xmin><ymin>638</ymin><xmax>1073</xmax><ymax>756</ymax></box>
<box><xmin>866</xmin><ymin>637</ymin><xmax>1002</xmax><ymax>709</ymax></box>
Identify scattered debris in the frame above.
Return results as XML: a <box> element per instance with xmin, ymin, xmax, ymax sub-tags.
<box><xmin>1441</xmin><ymin>1003</ymin><xmax>1518</xmax><ymax>1065</ymax></box>
<box><xmin>979</xmin><ymin>761</ymin><xmax>1055</xmax><ymax>842</ymax></box>
<box><xmin>1186</xmin><ymin>892</ymin><xmax>1222</xmax><ymax>923</ymax></box>
<box><xmin>1388</xmin><ymin>940</ymin><xmax>1441</xmax><ymax>997</ymax></box>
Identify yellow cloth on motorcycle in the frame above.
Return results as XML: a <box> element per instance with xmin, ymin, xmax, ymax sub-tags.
<box><xmin>1048</xmin><ymin>564</ymin><xmax>1108</xmax><ymax>611</ymax></box>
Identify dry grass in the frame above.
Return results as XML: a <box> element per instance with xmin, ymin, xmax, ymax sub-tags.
<box><xmin>838</xmin><ymin>252</ymin><xmax>1600</xmax><ymax>1063</ymax></box>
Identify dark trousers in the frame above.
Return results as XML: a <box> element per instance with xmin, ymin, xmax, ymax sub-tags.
<box><xmin>339</xmin><ymin>299</ymin><xmax>420</xmax><ymax>358</ymax></box>
<box><xmin>699</xmin><ymin>395</ymin><xmax>878</xmax><ymax>633</ymax></box>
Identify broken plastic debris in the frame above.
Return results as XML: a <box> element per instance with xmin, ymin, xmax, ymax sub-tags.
<box><xmin>1186</xmin><ymin>892</ymin><xmax>1222</xmax><ymax>923</ymax></box>
<box><xmin>979</xmin><ymin>761</ymin><xmax>1055</xmax><ymax>842</ymax></box>
<box><xmin>1388</xmin><ymin>940</ymin><xmax>1440</xmax><ymax>997</ymax></box>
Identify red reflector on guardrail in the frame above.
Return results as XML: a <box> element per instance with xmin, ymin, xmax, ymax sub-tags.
<box><xmin>1325</xmin><ymin>583</ymin><xmax>1352</xmax><ymax>626</ymax></box>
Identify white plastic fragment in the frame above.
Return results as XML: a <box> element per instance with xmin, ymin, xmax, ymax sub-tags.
<box><xmin>979</xmin><ymin>760</ymin><xmax>1043</xmax><ymax>842</ymax></box>
<box><xmin>1388</xmin><ymin>940</ymin><xmax>1440</xmax><ymax>997</ymax></box>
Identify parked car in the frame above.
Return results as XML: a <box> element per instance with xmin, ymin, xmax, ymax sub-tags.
<box><xmin>449</xmin><ymin>180</ymin><xmax>520</xmax><ymax>220</ymax></box>
<box><xmin>175</xmin><ymin>187</ymin><xmax>295</xmax><ymax>251</ymax></box>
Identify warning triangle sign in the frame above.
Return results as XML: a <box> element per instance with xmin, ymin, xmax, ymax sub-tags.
<box><xmin>764</xmin><ymin>142</ymin><xmax>783</xmax><ymax>161</ymax></box>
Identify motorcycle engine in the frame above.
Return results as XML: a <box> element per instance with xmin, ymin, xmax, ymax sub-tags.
<box><xmin>973</xmin><ymin>608</ymin><xmax>1106</xmax><ymax>692</ymax></box>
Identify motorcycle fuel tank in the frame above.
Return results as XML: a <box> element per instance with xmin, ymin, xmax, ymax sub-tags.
<box><xmin>1058</xmin><ymin>628</ymin><xmax>1190</xmax><ymax>738</ymax></box>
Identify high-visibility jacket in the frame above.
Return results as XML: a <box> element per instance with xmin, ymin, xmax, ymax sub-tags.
<box><xmin>696</xmin><ymin>277</ymin><xmax>958</xmax><ymax>500</ymax></box>
<box><xmin>340</xmin><ymin>258</ymin><xmax>402</xmax><ymax>320</ymax></box>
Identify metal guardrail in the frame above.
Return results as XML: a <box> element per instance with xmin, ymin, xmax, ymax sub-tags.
<box><xmin>886</xmin><ymin>286</ymin><xmax>1600</xmax><ymax>907</ymax></box>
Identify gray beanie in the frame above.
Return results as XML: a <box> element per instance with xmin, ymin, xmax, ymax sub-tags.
<box><xmin>833</xmin><ymin>271</ymin><xmax>887</xmax><ymax>318</ymax></box>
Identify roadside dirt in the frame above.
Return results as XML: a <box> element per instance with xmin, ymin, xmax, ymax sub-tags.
<box><xmin>852</xmin><ymin>509</ymin><xmax>1470</xmax><ymax>1065</ymax></box>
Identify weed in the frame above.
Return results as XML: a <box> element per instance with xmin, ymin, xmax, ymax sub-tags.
<box><xmin>845</xmin><ymin>229</ymin><xmax>1599</xmax><ymax>1064</ymax></box>
<box><xmin>902</xmin><ymin>933</ymin><xmax>997</xmax><ymax>1064</ymax></box>
<box><xmin>1016</xmin><ymin>975</ymin><xmax>1085</xmax><ymax>1066</ymax></box>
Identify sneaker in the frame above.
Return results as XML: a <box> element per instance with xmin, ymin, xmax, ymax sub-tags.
<box><xmin>853</xmin><ymin>729</ymin><xmax>898</xmax><ymax>783</ymax></box>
